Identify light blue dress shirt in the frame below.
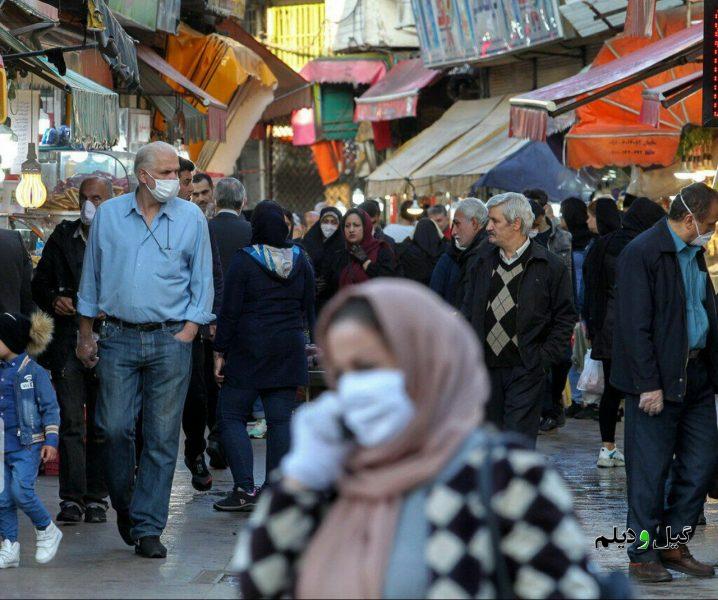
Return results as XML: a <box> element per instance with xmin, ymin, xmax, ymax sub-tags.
<box><xmin>77</xmin><ymin>192</ymin><xmax>214</xmax><ymax>325</ymax></box>
<box><xmin>668</xmin><ymin>222</ymin><xmax>708</xmax><ymax>350</ymax></box>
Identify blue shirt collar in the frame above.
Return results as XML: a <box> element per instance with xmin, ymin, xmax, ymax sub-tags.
<box><xmin>667</xmin><ymin>221</ymin><xmax>699</xmax><ymax>256</ymax></box>
<box><xmin>124</xmin><ymin>192</ymin><xmax>177</xmax><ymax>221</ymax></box>
<box><xmin>1</xmin><ymin>352</ymin><xmax>26</xmax><ymax>369</ymax></box>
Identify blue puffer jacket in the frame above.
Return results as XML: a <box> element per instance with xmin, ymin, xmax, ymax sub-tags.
<box><xmin>9</xmin><ymin>354</ymin><xmax>59</xmax><ymax>448</ymax></box>
<box><xmin>430</xmin><ymin>253</ymin><xmax>460</xmax><ymax>305</ymax></box>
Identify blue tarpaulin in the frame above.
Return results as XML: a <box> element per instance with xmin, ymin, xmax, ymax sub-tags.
<box><xmin>471</xmin><ymin>141</ymin><xmax>584</xmax><ymax>201</ymax></box>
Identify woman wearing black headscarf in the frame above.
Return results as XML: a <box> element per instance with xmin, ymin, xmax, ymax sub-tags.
<box><xmin>213</xmin><ymin>200</ymin><xmax>315</xmax><ymax>512</ymax></box>
<box><xmin>560</xmin><ymin>197</ymin><xmax>596</xmax><ymax>314</ymax></box>
<box><xmin>397</xmin><ymin>218</ymin><xmax>448</xmax><ymax>286</ymax></box>
<box><xmin>585</xmin><ymin>197</ymin><xmax>666</xmax><ymax>469</ymax></box>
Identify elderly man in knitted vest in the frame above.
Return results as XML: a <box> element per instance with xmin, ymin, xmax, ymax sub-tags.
<box><xmin>461</xmin><ymin>192</ymin><xmax>576</xmax><ymax>446</ymax></box>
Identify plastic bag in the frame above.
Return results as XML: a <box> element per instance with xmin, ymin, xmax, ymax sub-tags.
<box><xmin>577</xmin><ymin>349</ymin><xmax>604</xmax><ymax>395</ymax></box>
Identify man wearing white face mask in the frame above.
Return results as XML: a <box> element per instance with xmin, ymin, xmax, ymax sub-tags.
<box><xmin>612</xmin><ymin>182</ymin><xmax>718</xmax><ymax>583</ymax></box>
<box><xmin>32</xmin><ymin>176</ymin><xmax>113</xmax><ymax>526</ymax></box>
<box><xmin>75</xmin><ymin>141</ymin><xmax>214</xmax><ymax>559</ymax></box>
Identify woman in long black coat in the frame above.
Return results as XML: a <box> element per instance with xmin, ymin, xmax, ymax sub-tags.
<box><xmin>213</xmin><ymin>200</ymin><xmax>315</xmax><ymax>511</ymax></box>
<box><xmin>397</xmin><ymin>217</ymin><xmax>448</xmax><ymax>286</ymax></box>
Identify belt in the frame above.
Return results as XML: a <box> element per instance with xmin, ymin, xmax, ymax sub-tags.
<box><xmin>106</xmin><ymin>317</ymin><xmax>182</xmax><ymax>332</ymax></box>
<box><xmin>688</xmin><ymin>349</ymin><xmax>703</xmax><ymax>360</ymax></box>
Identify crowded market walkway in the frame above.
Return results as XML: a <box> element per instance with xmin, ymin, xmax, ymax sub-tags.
<box><xmin>3</xmin><ymin>421</ymin><xmax>718</xmax><ymax>598</ymax></box>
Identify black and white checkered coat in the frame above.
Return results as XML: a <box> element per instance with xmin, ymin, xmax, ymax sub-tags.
<box><xmin>234</xmin><ymin>438</ymin><xmax>601</xmax><ymax>599</ymax></box>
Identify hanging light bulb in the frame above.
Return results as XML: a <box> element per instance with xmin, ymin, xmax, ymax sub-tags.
<box><xmin>351</xmin><ymin>188</ymin><xmax>365</xmax><ymax>205</ymax></box>
<box><xmin>16</xmin><ymin>143</ymin><xmax>46</xmax><ymax>208</ymax></box>
<box><xmin>407</xmin><ymin>197</ymin><xmax>423</xmax><ymax>216</ymax></box>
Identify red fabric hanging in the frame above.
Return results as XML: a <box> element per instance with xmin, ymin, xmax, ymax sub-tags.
<box><xmin>371</xmin><ymin>121</ymin><xmax>393</xmax><ymax>151</ymax></box>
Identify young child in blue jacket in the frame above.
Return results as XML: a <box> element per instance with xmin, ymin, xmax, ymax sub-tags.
<box><xmin>0</xmin><ymin>311</ymin><xmax>62</xmax><ymax>568</ymax></box>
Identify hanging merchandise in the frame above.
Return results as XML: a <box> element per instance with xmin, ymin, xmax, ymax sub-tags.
<box><xmin>311</xmin><ymin>140</ymin><xmax>343</xmax><ymax>185</ymax></box>
<box><xmin>0</xmin><ymin>56</ymin><xmax>7</xmax><ymax>125</ymax></box>
<box><xmin>16</xmin><ymin>143</ymin><xmax>47</xmax><ymax>209</ymax></box>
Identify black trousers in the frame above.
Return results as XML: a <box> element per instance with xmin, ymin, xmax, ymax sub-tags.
<box><xmin>625</xmin><ymin>358</ymin><xmax>718</xmax><ymax>562</ymax></box>
<box><xmin>53</xmin><ymin>353</ymin><xmax>107</xmax><ymax>508</ymax></box>
<box><xmin>488</xmin><ymin>365</ymin><xmax>546</xmax><ymax>448</ymax></box>
<box><xmin>541</xmin><ymin>359</ymin><xmax>571</xmax><ymax>419</ymax></box>
<box><xmin>182</xmin><ymin>336</ymin><xmax>209</xmax><ymax>460</ymax></box>
<box><xmin>202</xmin><ymin>336</ymin><xmax>220</xmax><ymax>440</ymax></box>
<box><xmin>599</xmin><ymin>360</ymin><xmax>623</xmax><ymax>443</ymax></box>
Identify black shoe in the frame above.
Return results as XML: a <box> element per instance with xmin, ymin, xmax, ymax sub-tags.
<box><xmin>575</xmin><ymin>405</ymin><xmax>599</xmax><ymax>420</ymax></box>
<box><xmin>85</xmin><ymin>503</ymin><xmax>107</xmax><ymax>523</ymax></box>
<box><xmin>117</xmin><ymin>512</ymin><xmax>135</xmax><ymax>546</ymax></box>
<box><xmin>185</xmin><ymin>455</ymin><xmax>213</xmax><ymax>491</ymax></box>
<box><xmin>206</xmin><ymin>441</ymin><xmax>227</xmax><ymax>470</ymax></box>
<box><xmin>556</xmin><ymin>409</ymin><xmax>566</xmax><ymax>428</ymax></box>
<box><xmin>213</xmin><ymin>488</ymin><xmax>258</xmax><ymax>512</ymax></box>
<box><xmin>56</xmin><ymin>502</ymin><xmax>83</xmax><ymax>523</ymax></box>
<box><xmin>539</xmin><ymin>416</ymin><xmax>560</xmax><ymax>433</ymax></box>
<box><xmin>565</xmin><ymin>403</ymin><xmax>582</xmax><ymax>418</ymax></box>
<box><xmin>135</xmin><ymin>536</ymin><xmax>167</xmax><ymax>559</ymax></box>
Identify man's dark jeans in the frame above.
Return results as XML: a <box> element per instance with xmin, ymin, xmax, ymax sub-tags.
<box><xmin>625</xmin><ymin>358</ymin><xmax>718</xmax><ymax>563</ymax></box>
<box><xmin>54</xmin><ymin>352</ymin><xmax>107</xmax><ymax>509</ymax></box>
<box><xmin>217</xmin><ymin>385</ymin><xmax>296</xmax><ymax>492</ymax></box>
<box><xmin>542</xmin><ymin>360</ymin><xmax>571</xmax><ymax>419</ymax></box>
<box><xmin>96</xmin><ymin>321</ymin><xmax>192</xmax><ymax>539</ymax></box>
<box><xmin>182</xmin><ymin>336</ymin><xmax>208</xmax><ymax>461</ymax></box>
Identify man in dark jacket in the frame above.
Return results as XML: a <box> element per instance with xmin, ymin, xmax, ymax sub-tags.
<box><xmin>32</xmin><ymin>176</ymin><xmax>112</xmax><ymax>524</ymax></box>
<box><xmin>0</xmin><ymin>228</ymin><xmax>33</xmax><ymax>316</ymax></box>
<box><xmin>613</xmin><ymin>183</ymin><xmax>718</xmax><ymax>583</ymax></box>
<box><xmin>208</xmin><ymin>176</ymin><xmax>252</xmax><ymax>276</ymax></box>
<box><xmin>430</xmin><ymin>197</ymin><xmax>487</xmax><ymax>308</ymax></box>
<box><xmin>461</xmin><ymin>192</ymin><xmax>575</xmax><ymax>446</ymax></box>
<box><xmin>358</xmin><ymin>199</ymin><xmax>396</xmax><ymax>254</ymax></box>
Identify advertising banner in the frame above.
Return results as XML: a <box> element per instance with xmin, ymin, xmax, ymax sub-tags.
<box><xmin>411</xmin><ymin>0</ymin><xmax>564</xmax><ymax>67</ymax></box>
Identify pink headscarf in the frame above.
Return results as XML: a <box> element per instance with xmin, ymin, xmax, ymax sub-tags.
<box><xmin>297</xmin><ymin>279</ymin><xmax>490</xmax><ymax>599</ymax></box>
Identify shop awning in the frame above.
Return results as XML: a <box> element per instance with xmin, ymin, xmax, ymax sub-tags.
<box><xmin>509</xmin><ymin>20</ymin><xmax>702</xmax><ymax>142</ymax></box>
<box><xmin>138</xmin><ymin>62</ymin><xmax>208</xmax><ymax>144</ymax></box>
<box><xmin>641</xmin><ymin>70</ymin><xmax>702</xmax><ymax>124</ymax></box>
<box><xmin>215</xmin><ymin>17</ymin><xmax>312</xmax><ymax>120</ymax></box>
<box><xmin>354</xmin><ymin>58</ymin><xmax>442</xmax><ymax>122</ymax></box>
<box><xmin>366</xmin><ymin>95</ymin><xmax>523</xmax><ymax>196</ymax></box>
<box><xmin>300</xmin><ymin>57</ymin><xmax>387</xmax><ymax>86</ymax></box>
<box><xmin>137</xmin><ymin>44</ymin><xmax>228</xmax><ymax>141</ymax></box>
<box><xmin>472</xmin><ymin>141</ymin><xmax>584</xmax><ymax>201</ymax></box>
<box><xmin>560</xmin><ymin>7</ymin><xmax>703</xmax><ymax>168</ymax></box>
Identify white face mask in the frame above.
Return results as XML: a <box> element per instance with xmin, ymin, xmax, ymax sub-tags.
<box><xmin>529</xmin><ymin>228</ymin><xmax>539</xmax><ymax>238</ymax></box>
<box><xmin>144</xmin><ymin>172</ymin><xmax>180</xmax><ymax>204</ymax></box>
<box><xmin>336</xmin><ymin>369</ymin><xmax>415</xmax><ymax>447</ymax></box>
<box><xmin>680</xmin><ymin>193</ymin><xmax>714</xmax><ymax>247</ymax></box>
<box><xmin>321</xmin><ymin>223</ymin><xmax>338</xmax><ymax>239</ymax></box>
<box><xmin>80</xmin><ymin>201</ymin><xmax>96</xmax><ymax>226</ymax></box>
<box><xmin>454</xmin><ymin>237</ymin><xmax>466</xmax><ymax>251</ymax></box>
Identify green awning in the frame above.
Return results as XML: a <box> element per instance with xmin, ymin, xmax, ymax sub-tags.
<box><xmin>42</xmin><ymin>61</ymin><xmax>120</xmax><ymax>148</ymax></box>
<box><xmin>0</xmin><ymin>27</ymin><xmax>119</xmax><ymax>147</ymax></box>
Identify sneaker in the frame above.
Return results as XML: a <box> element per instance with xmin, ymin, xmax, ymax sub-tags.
<box><xmin>0</xmin><ymin>539</ymin><xmax>20</xmax><ymax>568</ymax></box>
<box><xmin>56</xmin><ymin>502</ymin><xmax>83</xmax><ymax>522</ymax></box>
<box><xmin>565</xmin><ymin>403</ymin><xmax>583</xmax><ymax>418</ymax></box>
<box><xmin>84</xmin><ymin>503</ymin><xmax>107</xmax><ymax>523</ymax></box>
<box><xmin>185</xmin><ymin>455</ymin><xmax>213</xmax><ymax>492</ymax></box>
<box><xmin>597</xmin><ymin>447</ymin><xmax>626</xmax><ymax>468</ymax></box>
<box><xmin>248</xmin><ymin>418</ymin><xmax>267</xmax><ymax>439</ymax></box>
<box><xmin>35</xmin><ymin>522</ymin><xmax>62</xmax><ymax>564</ymax></box>
<box><xmin>213</xmin><ymin>488</ymin><xmax>258</xmax><ymax>512</ymax></box>
<box><xmin>539</xmin><ymin>416</ymin><xmax>560</xmax><ymax>433</ymax></box>
<box><xmin>575</xmin><ymin>405</ymin><xmax>599</xmax><ymax>420</ymax></box>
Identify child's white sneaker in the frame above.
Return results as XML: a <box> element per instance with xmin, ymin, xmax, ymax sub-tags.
<box><xmin>0</xmin><ymin>539</ymin><xmax>20</xmax><ymax>568</ymax></box>
<box><xmin>35</xmin><ymin>521</ymin><xmax>62</xmax><ymax>564</ymax></box>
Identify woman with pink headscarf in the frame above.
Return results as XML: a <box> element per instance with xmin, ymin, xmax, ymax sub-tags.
<box><xmin>233</xmin><ymin>280</ymin><xmax>604</xmax><ymax>599</ymax></box>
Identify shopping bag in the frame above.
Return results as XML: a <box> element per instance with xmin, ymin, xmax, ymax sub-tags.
<box><xmin>577</xmin><ymin>349</ymin><xmax>604</xmax><ymax>395</ymax></box>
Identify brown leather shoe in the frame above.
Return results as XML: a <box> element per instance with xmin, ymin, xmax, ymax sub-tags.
<box><xmin>629</xmin><ymin>561</ymin><xmax>673</xmax><ymax>583</ymax></box>
<box><xmin>660</xmin><ymin>546</ymin><xmax>715</xmax><ymax>578</ymax></box>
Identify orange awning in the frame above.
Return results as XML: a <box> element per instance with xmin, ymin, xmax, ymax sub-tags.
<box><xmin>565</xmin><ymin>7</ymin><xmax>702</xmax><ymax>168</ymax></box>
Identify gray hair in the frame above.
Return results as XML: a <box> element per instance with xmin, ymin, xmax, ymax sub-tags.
<box><xmin>133</xmin><ymin>141</ymin><xmax>177</xmax><ymax>177</ymax></box>
<box><xmin>215</xmin><ymin>177</ymin><xmax>247</xmax><ymax>210</ymax></box>
<box><xmin>455</xmin><ymin>197</ymin><xmax>488</xmax><ymax>227</ymax></box>
<box><xmin>79</xmin><ymin>175</ymin><xmax>113</xmax><ymax>198</ymax></box>
<box><xmin>485</xmin><ymin>192</ymin><xmax>534</xmax><ymax>236</ymax></box>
